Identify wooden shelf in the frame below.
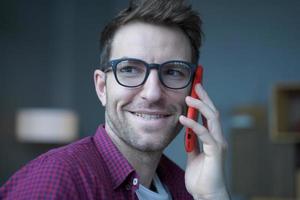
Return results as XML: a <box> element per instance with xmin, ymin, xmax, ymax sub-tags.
<box><xmin>231</xmin><ymin>106</ymin><xmax>296</xmax><ymax>197</ymax></box>
<box><xmin>270</xmin><ymin>83</ymin><xmax>300</xmax><ymax>143</ymax></box>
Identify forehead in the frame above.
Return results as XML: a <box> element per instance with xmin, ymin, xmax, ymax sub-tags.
<box><xmin>110</xmin><ymin>21</ymin><xmax>192</xmax><ymax>63</ymax></box>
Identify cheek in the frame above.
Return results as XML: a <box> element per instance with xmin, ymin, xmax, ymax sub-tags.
<box><xmin>175</xmin><ymin>90</ymin><xmax>189</xmax><ymax>112</ymax></box>
<box><xmin>106</xmin><ymin>77</ymin><xmax>136</xmax><ymax>110</ymax></box>
<box><xmin>166</xmin><ymin>91</ymin><xmax>188</xmax><ymax>113</ymax></box>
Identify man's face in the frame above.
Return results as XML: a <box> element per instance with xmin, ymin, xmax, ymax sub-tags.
<box><xmin>95</xmin><ymin>21</ymin><xmax>192</xmax><ymax>152</ymax></box>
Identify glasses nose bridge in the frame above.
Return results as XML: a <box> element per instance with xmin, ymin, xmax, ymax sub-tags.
<box><xmin>144</xmin><ymin>63</ymin><xmax>164</xmax><ymax>86</ymax></box>
<box><xmin>147</xmin><ymin>63</ymin><xmax>161</xmax><ymax>71</ymax></box>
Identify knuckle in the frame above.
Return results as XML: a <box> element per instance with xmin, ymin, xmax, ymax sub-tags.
<box><xmin>192</xmin><ymin>123</ymin><xmax>205</xmax><ymax>134</ymax></box>
<box><xmin>214</xmin><ymin>110</ymin><xmax>220</xmax><ymax>118</ymax></box>
<box><xmin>221</xmin><ymin>141</ymin><xmax>228</xmax><ymax>151</ymax></box>
<box><xmin>195</xmin><ymin>100</ymin><xmax>203</xmax><ymax>109</ymax></box>
<box><xmin>209</xmin><ymin>110</ymin><xmax>220</xmax><ymax>121</ymax></box>
<box><xmin>191</xmin><ymin>123</ymin><xmax>199</xmax><ymax>132</ymax></box>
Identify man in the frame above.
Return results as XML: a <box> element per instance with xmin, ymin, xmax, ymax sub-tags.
<box><xmin>1</xmin><ymin>0</ymin><xmax>230</xmax><ymax>199</ymax></box>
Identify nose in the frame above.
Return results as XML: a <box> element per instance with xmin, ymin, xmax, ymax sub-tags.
<box><xmin>139</xmin><ymin>70</ymin><xmax>163</xmax><ymax>102</ymax></box>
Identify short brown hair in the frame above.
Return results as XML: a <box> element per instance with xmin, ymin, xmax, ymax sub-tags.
<box><xmin>99</xmin><ymin>0</ymin><xmax>203</xmax><ymax>70</ymax></box>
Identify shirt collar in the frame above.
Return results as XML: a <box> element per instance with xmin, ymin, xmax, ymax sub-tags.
<box><xmin>157</xmin><ymin>155</ymin><xmax>190</xmax><ymax>199</ymax></box>
<box><xmin>93</xmin><ymin>124</ymin><xmax>137</xmax><ymax>190</ymax></box>
<box><xmin>93</xmin><ymin>124</ymin><xmax>188</xmax><ymax>197</ymax></box>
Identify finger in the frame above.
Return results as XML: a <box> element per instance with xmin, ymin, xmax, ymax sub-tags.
<box><xmin>185</xmin><ymin>96</ymin><xmax>224</xmax><ymax>143</ymax></box>
<box><xmin>185</xmin><ymin>96</ymin><xmax>216</xmax><ymax>121</ymax></box>
<box><xmin>206</xmin><ymin>117</ymin><xmax>225</xmax><ymax>144</ymax></box>
<box><xmin>195</xmin><ymin>84</ymin><xmax>217</xmax><ymax>112</ymax></box>
<box><xmin>179</xmin><ymin>115</ymin><xmax>216</xmax><ymax>146</ymax></box>
<box><xmin>180</xmin><ymin>115</ymin><xmax>218</xmax><ymax>160</ymax></box>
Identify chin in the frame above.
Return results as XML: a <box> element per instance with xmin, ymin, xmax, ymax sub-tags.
<box><xmin>130</xmin><ymin>133</ymin><xmax>174</xmax><ymax>152</ymax></box>
<box><xmin>133</xmin><ymin>142</ymin><xmax>167</xmax><ymax>152</ymax></box>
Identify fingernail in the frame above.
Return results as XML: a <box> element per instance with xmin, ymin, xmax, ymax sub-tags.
<box><xmin>185</xmin><ymin>96</ymin><xmax>192</xmax><ymax>102</ymax></box>
<box><xmin>179</xmin><ymin>115</ymin><xmax>184</xmax><ymax>121</ymax></box>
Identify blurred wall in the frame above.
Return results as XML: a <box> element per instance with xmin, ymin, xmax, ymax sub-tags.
<box><xmin>1</xmin><ymin>0</ymin><xmax>299</xmax><ymax>199</ymax></box>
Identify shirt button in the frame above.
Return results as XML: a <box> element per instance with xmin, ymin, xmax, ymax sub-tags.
<box><xmin>125</xmin><ymin>184</ymin><xmax>131</xmax><ymax>190</ymax></box>
<box><xmin>132</xmin><ymin>178</ymin><xmax>138</xmax><ymax>186</ymax></box>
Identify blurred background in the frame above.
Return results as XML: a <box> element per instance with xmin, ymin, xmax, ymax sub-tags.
<box><xmin>1</xmin><ymin>0</ymin><xmax>299</xmax><ymax>199</ymax></box>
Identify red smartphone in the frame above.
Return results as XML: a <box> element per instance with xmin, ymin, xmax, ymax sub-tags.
<box><xmin>185</xmin><ymin>65</ymin><xmax>207</xmax><ymax>152</ymax></box>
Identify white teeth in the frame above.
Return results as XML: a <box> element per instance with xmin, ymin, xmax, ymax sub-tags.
<box><xmin>134</xmin><ymin>113</ymin><xmax>166</xmax><ymax>120</ymax></box>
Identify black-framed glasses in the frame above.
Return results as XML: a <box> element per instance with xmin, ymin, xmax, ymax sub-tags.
<box><xmin>104</xmin><ymin>58</ymin><xmax>197</xmax><ymax>89</ymax></box>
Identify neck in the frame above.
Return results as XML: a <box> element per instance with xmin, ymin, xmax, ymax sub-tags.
<box><xmin>106</xmin><ymin>125</ymin><xmax>162</xmax><ymax>188</ymax></box>
<box><xmin>125</xmin><ymin>147</ymin><xmax>161</xmax><ymax>188</ymax></box>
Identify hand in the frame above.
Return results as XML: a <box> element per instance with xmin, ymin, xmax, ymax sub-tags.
<box><xmin>179</xmin><ymin>84</ymin><xmax>230</xmax><ymax>200</ymax></box>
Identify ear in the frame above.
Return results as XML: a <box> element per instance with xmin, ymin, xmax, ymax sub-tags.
<box><xmin>94</xmin><ymin>69</ymin><xmax>106</xmax><ymax>106</ymax></box>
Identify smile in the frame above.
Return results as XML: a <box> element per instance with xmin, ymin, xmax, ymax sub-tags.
<box><xmin>130</xmin><ymin>112</ymin><xmax>170</xmax><ymax>120</ymax></box>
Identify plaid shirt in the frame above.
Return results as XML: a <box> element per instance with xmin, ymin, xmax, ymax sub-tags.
<box><xmin>0</xmin><ymin>125</ymin><xmax>192</xmax><ymax>200</ymax></box>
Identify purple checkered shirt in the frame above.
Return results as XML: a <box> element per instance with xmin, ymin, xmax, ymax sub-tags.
<box><xmin>0</xmin><ymin>125</ymin><xmax>192</xmax><ymax>200</ymax></box>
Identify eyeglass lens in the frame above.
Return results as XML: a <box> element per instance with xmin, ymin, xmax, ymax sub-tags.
<box><xmin>115</xmin><ymin>59</ymin><xmax>192</xmax><ymax>88</ymax></box>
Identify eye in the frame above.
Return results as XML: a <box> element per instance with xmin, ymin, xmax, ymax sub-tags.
<box><xmin>119</xmin><ymin>66</ymin><xmax>139</xmax><ymax>73</ymax></box>
<box><xmin>117</xmin><ymin>60</ymin><xmax>146</xmax><ymax>77</ymax></box>
<box><xmin>165</xmin><ymin>68</ymin><xmax>185</xmax><ymax>77</ymax></box>
<box><xmin>162</xmin><ymin>63</ymin><xmax>190</xmax><ymax>79</ymax></box>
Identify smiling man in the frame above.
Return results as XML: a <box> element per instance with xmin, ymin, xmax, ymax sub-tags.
<box><xmin>1</xmin><ymin>0</ymin><xmax>230</xmax><ymax>199</ymax></box>
<box><xmin>98</xmin><ymin>22</ymin><xmax>190</xmax><ymax>152</ymax></box>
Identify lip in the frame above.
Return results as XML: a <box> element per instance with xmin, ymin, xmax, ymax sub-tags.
<box><xmin>128</xmin><ymin>110</ymin><xmax>172</xmax><ymax>116</ymax></box>
<box><xmin>126</xmin><ymin>110</ymin><xmax>172</xmax><ymax>121</ymax></box>
<box><xmin>124</xmin><ymin>108</ymin><xmax>176</xmax><ymax>131</ymax></box>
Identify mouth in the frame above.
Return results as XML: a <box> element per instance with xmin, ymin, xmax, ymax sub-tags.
<box><xmin>129</xmin><ymin>111</ymin><xmax>171</xmax><ymax>120</ymax></box>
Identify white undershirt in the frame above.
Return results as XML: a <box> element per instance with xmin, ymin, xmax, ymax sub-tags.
<box><xmin>136</xmin><ymin>174</ymin><xmax>172</xmax><ymax>200</ymax></box>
